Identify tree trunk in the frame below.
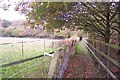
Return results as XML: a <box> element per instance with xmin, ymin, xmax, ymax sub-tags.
<box><xmin>104</xmin><ymin>36</ymin><xmax>110</xmax><ymax>43</ymax></box>
<box><xmin>105</xmin><ymin>8</ymin><xmax>111</xmax><ymax>78</ymax></box>
<box><xmin>117</xmin><ymin>33</ymin><xmax>120</xmax><ymax>67</ymax></box>
<box><xmin>105</xmin><ymin>9</ymin><xmax>110</xmax><ymax>43</ymax></box>
<box><xmin>117</xmin><ymin>3</ymin><xmax>120</xmax><ymax>78</ymax></box>
<box><xmin>117</xmin><ymin>2</ymin><xmax>120</xmax><ymax>55</ymax></box>
<box><xmin>117</xmin><ymin>32</ymin><xmax>120</xmax><ymax>55</ymax></box>
<box><xmin>104</xmin><ymin>36</ymin><xmax>110</xmax><ymax>78</ymax></box>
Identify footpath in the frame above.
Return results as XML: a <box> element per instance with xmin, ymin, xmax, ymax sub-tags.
<box><xmin>63</xmin><ymin>41</ymin><xmax>99</xmax><ymax>78</ymax></box>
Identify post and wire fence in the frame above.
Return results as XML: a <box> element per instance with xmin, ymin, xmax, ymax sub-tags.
<box><xmin>0</xmin><ymin>36</ymin><xmax>77</xmax><ymax>79</ymax></box>
<box><xmin>1</xmin><ymin>37</ymin><xmax>119</xmax><ymax>79</ymax></box>
<box><xmin>0</xmin><ymin>37</ymin><xmax>62</xmax><ymax>79</ymax></box>
<box><xmin>46</xmin><ymin>38</ymin><xmax>78</xmax><ymax>79</ymax></box>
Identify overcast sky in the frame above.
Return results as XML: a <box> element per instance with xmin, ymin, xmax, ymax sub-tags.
<box><xmin>0</xmin><ymin>0</ymin><xmax>119</xmax><ymax>21</ymax></box>
<box><xmin>0</xmin><ymin>0</ymin><xmax>26</xmax><ymax>21</ymax></box>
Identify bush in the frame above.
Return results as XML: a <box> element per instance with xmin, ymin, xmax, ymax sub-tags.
<box><xmin>3</xmin><ymin>27</ymin><xmax>15</xmax><ymax>36</ymax></box>
<box><xmin>11</xmin><ymin>27</ymin><xmax>23</xmax><ymax>37</ymax></box>
<box><xmin>2</xmin><ymin>20</ymin><xmax>11</xmax><ymax>28</ymax></box>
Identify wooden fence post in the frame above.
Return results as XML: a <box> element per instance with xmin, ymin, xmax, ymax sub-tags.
<box><xmin>54</xmin><ymin>49</ymin><xmax>65</xmax><ymax>78</ymax></box>
<box><xmin>59</xmin><ymin>46</ymin><xmax>71</xmax><ymax>78</ymax></box>
<box><xmin>47</xmin><ymin>50</ymin><xmax>60</xmax><ymax>78</ymax></box>
<box><xmin>22</xmin><ymin>40</ymin><xmax>24</xmax><ymax>56</ymax></box>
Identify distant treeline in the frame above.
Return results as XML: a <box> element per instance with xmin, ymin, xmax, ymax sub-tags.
<box><xmin>1</xmin><ymin>35</ymin><xmax>65</xmax><ymax>39</ymax></box>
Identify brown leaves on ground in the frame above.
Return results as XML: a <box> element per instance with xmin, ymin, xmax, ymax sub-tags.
<box><xmin>63</xmin><ymin>53</ymin><xmax>96</xmax><ymax>78</ymax></box>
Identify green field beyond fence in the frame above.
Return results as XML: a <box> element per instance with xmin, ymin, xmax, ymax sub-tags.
<box><xmin>0</xmin><ymin>37</ymin><xmax>58</xmax><ymax>79</ymax></box>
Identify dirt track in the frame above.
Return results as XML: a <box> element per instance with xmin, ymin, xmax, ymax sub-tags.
<box><xmin>63</xmin><ymin>51</ymin><xmax>99</xmax><ymax>78</ymax></box>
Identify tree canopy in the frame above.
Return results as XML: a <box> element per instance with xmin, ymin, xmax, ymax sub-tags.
<box><xmin>15</xmin><ymin>1</ymin><xmax>120</xmax><ymax>42</ymax></box>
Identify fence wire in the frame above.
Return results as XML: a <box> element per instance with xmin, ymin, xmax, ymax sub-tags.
<box><xmin>0</xmin><ymin>38</ymin><xmax>58</xmax><ymax>79</ymax></box>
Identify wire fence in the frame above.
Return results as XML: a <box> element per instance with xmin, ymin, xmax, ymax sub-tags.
<box><xmin>0</xmin><ymin>37</ymin><xmax>61</xmax><ymax>79</ymax></box>
<box><xmin>0</xmin><ymin>38</ymin><xmax>57</xmax><ymax>64</ymax></box>
<box><xmin>3</xmin><ymin>37</ymin><xmax>118</xmax><ymax>79</ymax></box>
<box><xmin>1</xmin><ymin>56</ymin><xmax>51</xmax><ymax>79</ymax></box>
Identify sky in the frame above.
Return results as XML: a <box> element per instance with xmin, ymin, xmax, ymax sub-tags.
<box><xmin>0</xmin><ymin>0</ymin><xmax>26</xmax><ymax>21</ymax></box>
<box><xmin>0</xmin><ymin>0</ymin><xmax>119</xmax><ymax>21</ymax></box>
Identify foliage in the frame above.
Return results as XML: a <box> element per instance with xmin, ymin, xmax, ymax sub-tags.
<box><xmin>77</xmin><ymin>2</ymin><xmax>119</xmax><ymax>42</ymax></box>
<box><xmin>16</xmin><ymin>2</ymin><xmax>78</xmax><ymax>31</ymax></box>
<box><xmin>2</xmin><ymin>20</ymin><xmax>11</xmax><ymax>28</ymax></box>
<box><xmin>3</xmin><ymin>27</ymin><xmax>15</xmax><ymax>36</ymax></box>
<box><xmin>16</xmin><ymin>1</ymin><xmax>120</xmax><ymax>42</ymax></box>
<box><xmin>11</xmin><ymin>27</ymin><xmax>23</xmax><ymax>37</ymax></box>
<box><xmin>2</xmin><ymin>26</ymin><xmax>24</xmax><ymax>37</ymax></box>
<box><xmin>75</xmin><ymin>41</ymin><xmax>88</xmax><ymax>55</ymax></box>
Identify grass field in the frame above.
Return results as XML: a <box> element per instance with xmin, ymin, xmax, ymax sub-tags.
<box><xmin>0</xmin><ymin>37</ymin><xmax>60</xmax><ymax>79</ymax></box>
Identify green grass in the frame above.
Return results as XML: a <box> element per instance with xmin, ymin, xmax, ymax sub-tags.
<box><xmin>1</xmin><ymin>56</ymin><xmax>51</xmax><ymax>78</ymax></box>
<box><xmin>0</xmin><ymin>38</ymin><xmax>58</xmax><ymax>79</ymax></box>
<box><xmin>75</xmin><ymin>41</ymin><xmax>88</xmax><ymax>55</ymax></box>
<box><xmin>0</xmin><ymin>39</ymin><xmax>54</xmax><ymax>65</ymax></box>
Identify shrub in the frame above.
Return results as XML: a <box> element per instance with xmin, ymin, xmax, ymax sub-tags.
<box><xmin>3</xmin><ymin>27</ymin><xmax>15</xmax><ymax>36</ymax></box>
<box><xmin>11</xmin><ymin>27</ymin><xmax>23</xmax><ymax>37</ymax></box>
